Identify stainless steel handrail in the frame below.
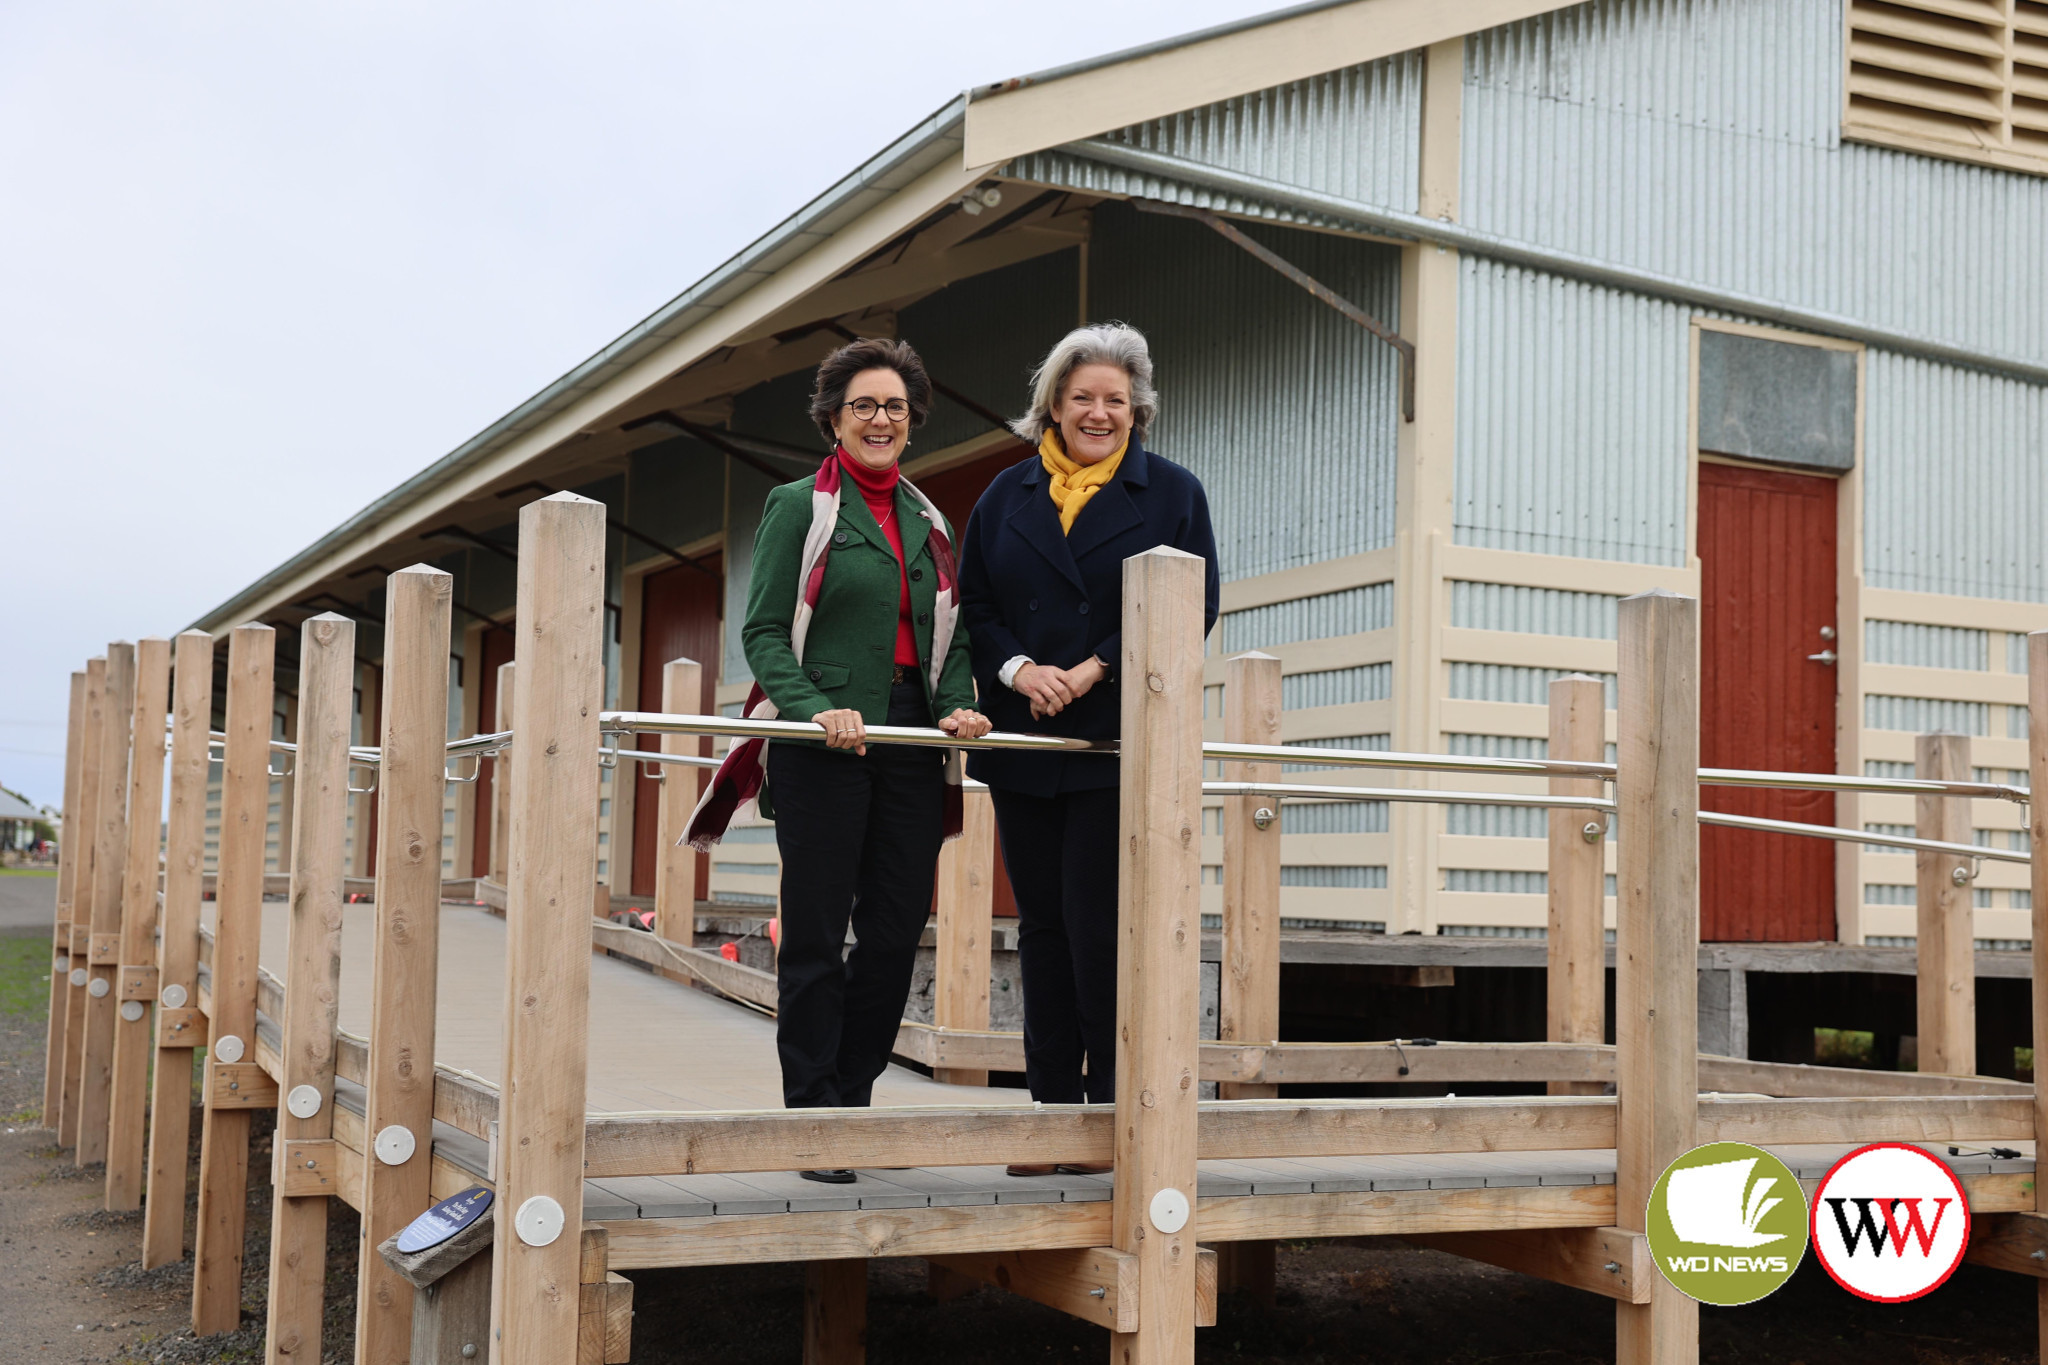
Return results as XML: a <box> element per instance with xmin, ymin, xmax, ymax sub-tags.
<box><xmin>1700</xmin><ymin>810</ymin><xmax>2028</xmax><ymax>864</ymax></box>
<box><xmin>1200</xmin><ymin>739</ymin><xmax>1613</xmax><ymax>782</ymax></box>
<box><xmin>600</xmin><ymin>710</ymin><xmax>1113</xmax><ymax>754</ymax></box>
<box><xmin>1203</xmin><ymin>781</ymin><xmax>1616</xmax><ymax>813</ymax></box>
<box><xmin>1697</xmin><ymin>766</ymin><xmax>2028</xmax><ymax>804</ymax></box>
<box><xmin>604</xmin><ymin>746</ymin><xmax>723</xmax><ymax>771</ymax></box>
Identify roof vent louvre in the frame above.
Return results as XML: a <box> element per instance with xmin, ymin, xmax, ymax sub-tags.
<box><xmin>1846</xmin><ymin>0</ymin><xmax>2048</xmax><ymax>174</ymax></box>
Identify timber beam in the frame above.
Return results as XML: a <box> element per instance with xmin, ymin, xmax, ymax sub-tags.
<box><xmin>1407</xmin><ymin>1227</ymin><xmax>1651</xmax><ymax>1303</ymax></box>
<box><xmin>924</xmin><ymin>1246</ymin><xmax>1219</xmax><ymax>1333</ymax></box>
<box><xmin>1964</xmin><ymin>1212</ymin><xmax>2048</xmax><ymax>1277</ymax></box>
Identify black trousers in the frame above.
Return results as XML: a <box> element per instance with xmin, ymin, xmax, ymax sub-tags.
<box><xmin>767</xmin><ymin>680</ymin><xmax>945</xmax><ymax>1108</ymax></box>
<box><xmin>988</xmin><ymin>785</ymin><xmax>1120</xmax><ymax>1104</ymax></box>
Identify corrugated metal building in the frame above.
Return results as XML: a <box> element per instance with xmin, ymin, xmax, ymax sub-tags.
<box><xmin>193</xmin><ymin>0</ymin><xmax>2046</xmax><ymax>952</ymax></box>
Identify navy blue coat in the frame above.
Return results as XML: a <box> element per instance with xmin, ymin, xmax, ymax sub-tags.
<box><xmin>958</xmin><ymin>439</ymin><xmax>1220</xmax><ymax>797</ymax></box>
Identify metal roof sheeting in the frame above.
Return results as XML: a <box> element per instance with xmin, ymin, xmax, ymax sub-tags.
<box><xmin>1462</xmin><ymin>0</ymin><xmax>2048</xmax><ymax>365</ymax></box>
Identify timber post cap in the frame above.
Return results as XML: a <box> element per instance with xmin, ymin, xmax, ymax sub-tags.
<box><xmin>1124</xmin><ymin>544</ymin><xmax>1204</xmax><ymax>562</ymax></box>
<box><xmin>391</xmin><ymin>562</ymin><xmax>456</xmax><ymax>582</ymax></box>
<box><xmin>1227</xmin><ymin>650</ymin><xmax>1279</xmax><ymax>661</ymax></box>
<box><xmin>534</xmin><ymin>489</ymin><xmax>600</xmax><ymax>505</ymax></box>
<box><xmin>1619</xmin><ymin>587</ymin><xmax>1694</xmax><ymax>602</ymax></box>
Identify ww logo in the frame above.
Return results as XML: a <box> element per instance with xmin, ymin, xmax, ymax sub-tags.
<box><xmin>1811</xmin><ymin>1144</ymin><xmax>1971</xmax><ymax>1302</ymax></box>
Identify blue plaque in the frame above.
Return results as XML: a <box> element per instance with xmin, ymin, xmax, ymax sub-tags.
<box><xmin>395</xmin><ymin>1185</ymin><xmax>493</xmax><ymax>1254</ymax></box>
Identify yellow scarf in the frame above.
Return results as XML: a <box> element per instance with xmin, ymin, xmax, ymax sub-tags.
<box><xmin>1038</xmin><ymin>429</ymin><xmax>1128</xmax><ymax>534</ymax></box>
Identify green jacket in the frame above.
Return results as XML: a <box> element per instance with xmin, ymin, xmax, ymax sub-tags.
<box><xmin>741</xmin><ymin>475</ymin><xmax>977</xmax><ymax>749</ymax></box>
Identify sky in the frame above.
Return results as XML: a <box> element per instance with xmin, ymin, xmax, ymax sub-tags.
<box><xmin>0</xmin><ymin>0</ymin><xmax>1284</xmax><ymax>811</ymax></box>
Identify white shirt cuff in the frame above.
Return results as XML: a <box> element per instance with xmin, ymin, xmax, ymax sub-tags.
<box><xmin>998</xmin><ymin>655</ymin><xmax>1033</xmax><ymax>689</ymax></box>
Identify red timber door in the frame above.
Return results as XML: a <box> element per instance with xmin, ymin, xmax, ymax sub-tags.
<box><xmin>468</xmin><ymin>626</ymin><xmax>516</xmax><ymax>878</ymax></box>
<box><xmin>1697</xmin><ymin>462</ymin><xmax>1839</xmax><ymax>941</ymax></box>
<box><xmin>632</xmin><ymin>559</ymin><xmax>722</xmax><ymax>898</ymax></box>
<box><xmin>907</xmin><ymin>442</ymin><xmax>1033</xmax><ymax>917</ymax></box>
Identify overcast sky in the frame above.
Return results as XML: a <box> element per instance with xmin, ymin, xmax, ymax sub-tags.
<box><xmin>0</xmin><ymin>1</ymin><xmax>1281</xmax><ymax>810</ymax></box>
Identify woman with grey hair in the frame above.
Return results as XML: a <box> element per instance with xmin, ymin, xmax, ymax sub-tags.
<box><xmin>956</xmin><ymin>322</ymin><xmax>1219</xmax><ymax>1173</ymax></box>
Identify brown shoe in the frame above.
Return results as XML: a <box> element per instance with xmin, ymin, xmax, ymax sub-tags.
<box><xmin>1005</xmin><ymin>1163</ymin><xmax>1058</xmax><ymax>1177</ymax></box>
<box><xmin>1056</xmin><ymin>1161</ymin><xmax>1113</xmax><ymax>1175</ymax></box>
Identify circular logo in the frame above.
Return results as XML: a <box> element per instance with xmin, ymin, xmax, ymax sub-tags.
<box><xmin>1647</xmin><ymin>1142</ymin><xmax>1809</xmax><ymax>1305</ymax></box>
<box><xmin>1810</xmin><ymin>1143</ymin><xmax>1970</xmax><ymax>1303</ymax></box>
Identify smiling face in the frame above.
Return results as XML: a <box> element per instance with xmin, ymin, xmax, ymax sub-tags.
<box><xmin>832</xmin><ymin>367</ymin><xmax>911</xmax><ymax>471</ymax></box>
<box><xmin>1050</xmin><ymin>362</ymin><xmax>1132</xmax><ymax>465</ymax></box>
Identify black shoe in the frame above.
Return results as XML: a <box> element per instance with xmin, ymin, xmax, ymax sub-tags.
<box><xmin>801</xmin><ymin>1168</ymin><xmax>857</xmax><ymax>1184</ymax></box>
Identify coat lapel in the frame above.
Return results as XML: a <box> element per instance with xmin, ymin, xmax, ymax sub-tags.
<box><xmin>836</xmin><ymin>485</ymin><xmax>893</xmax><ymax>555</ymax></box>
<box><xmin>1064</xmin><ymin>439</ymin><xmax>1150</xmax><ymax>565</ymax></box>
<box><xmin>897</xmin><ymin>484</ymin><xmax>932</xmax><ymax>567</ymax></box>
<box><xmin>1009</xmin><ymin>461</ymin><xmax>1086</xmax><ymax>593</ymax></box>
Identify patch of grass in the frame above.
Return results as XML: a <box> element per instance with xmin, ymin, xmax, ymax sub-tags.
<box><xmin>0</xmin><ymin>866</ymin><xmax>58</xmax><ymax>876</ymax></box>
<box><xmin>0</xmin><ymin>933</ymin><xmax>53</xmax><ymax>1017</ymax></box>
<box><xmin>1813</xmin><ymin>1026</ymin><xmax>1878</xmax><ymax>1068</ymax></box>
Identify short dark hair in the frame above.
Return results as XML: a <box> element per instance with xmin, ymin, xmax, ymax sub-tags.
<box><xmin>808</xmin><ymin>337</ymin><xmax>932</xmax><ymax>444</ymax></box>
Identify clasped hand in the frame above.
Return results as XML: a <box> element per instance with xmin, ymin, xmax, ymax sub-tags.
<box><xmin>1013</xmin><ymin>656</ymin><xmax>1107</xmax><ymax>721</ymax></box>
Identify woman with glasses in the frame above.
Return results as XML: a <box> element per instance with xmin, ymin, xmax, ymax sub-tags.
<box><xmin>707</xmin><ymin>337</ymin><xmax>990</xmax><ymax>1180</ymax></box>
<box><xmin>957</xmin><ymin>322</ymin><xmax>1219</xmax><ymax>1174</ymax></box>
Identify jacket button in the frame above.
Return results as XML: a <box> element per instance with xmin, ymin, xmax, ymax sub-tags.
<box><xmin>1028</xmin><ymin>599</ymin><xmax>1039</xmax><ymax>611</ymax></box>
<box><xmin>1078</xmin><ymin>602</ymin><xmax>1091</xmax><ymax>615</ymax></box>
<box><xmin>808</xmin><ymin>668</ymin><xmax>822</xmax><ymax>682</ymax></box>
<box><xmin>910</xmin><ymin>567</ymin><xmax>923</xmax><ymax>581</ymax></box>
<box><xmin>833</xmin><ymin>531</ymin><xmax>847</xmax><ymax>546</ymax></box>
<box><xmin>918</xmin><ymin>612</ymin><xmax>930</xmax><ymax>625</ymax></box>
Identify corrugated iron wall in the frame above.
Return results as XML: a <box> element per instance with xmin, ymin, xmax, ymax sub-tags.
<box><xmin>1454</xmin><ymin>259</ymin><xmax>1692</xmax><ymax>564</ymax></box>
<box><xmin>1087</xmin><ymin>203</ymin><xmax>1403</xmax><ymax>581</ymax></box>
<box><xmin>1462</xmin><ymin>0</ymin><xmax>2048</xmax><ymax>364</ymax></box>
<box><xmin>1450</xmin><ymin>581</ymin><xmax>1620</xmax><ymax>637</ymax></box>
<box><xmin>1863</xmin><ymin>351</ymin><xmax>2048</xmax><ymax>603</ymax></box>
<box><xmin>1863</xmin><ymin>621</ymin><xmax>1988</xmax><ymax>671</ymax></box>
<box><xmin>1219</xmin><ymin>583</ymin><xmax>1393</xmax><ymax>651</ymax></box>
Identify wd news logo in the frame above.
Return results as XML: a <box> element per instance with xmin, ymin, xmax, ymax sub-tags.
<box><xmin>1811</xmin><ymin>1143</ymin><xmax>1971</xmax><ymax>1303</ymax></box>
<box><xmin>1648</xmin><ymin>1143</ymin><xmax>1809</xmax><ymax>1305</ymax></box>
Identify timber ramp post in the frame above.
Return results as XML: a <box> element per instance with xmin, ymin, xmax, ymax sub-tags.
<box><xmin>932</xmin><ymin>784</ymin><xmax>996</xmax><ymax>1087</ymax></box>
<box><xmin>191</xmin><ymin>623</ymin><xmax>277</xmax><ymax>1335</ymax></box>
<box><xmin>1916</xmin><ymin>730</ymin><xmax>1974</xmax><ymax>1076</ymax></box>
<box><xmin>1112</xmin><ymin>545</ymin><xmax>1208</xmax><ymax>1363</ymax></box>
<box><xmin>356</xmin><ymin>566</ymin><xmax>455</xmax><ymax>1362</ymax></box>
<box><xmin>1215</xmin><ymin>650</ymin><xmax>1281</xmax><ymax>1305</ymax></box>
<box><xmin>107</xmin><ymin>636</ymin><xmax>171</xmax><ymax>1209</ymax></box>
<box><xmin>263</xmin><ymin>612</ymin><xmax>354</xmax><ymax>1361</ymax></box>
<box><xmin>1547</xmin><ymin>674</ymin><xmax>1607</xmax><ymax>1096</ymax></box>
<box><xmin>654</xmin><ymin>657</ymin><xmax>702</xmax><ymax>957</ymax></box>
<box><xmin>60</xmin><ymin>656</ymin><xmax>107</xmax><ymax>1150</ymax></box>
<box><xmin>142</xmin><ymin>629</ymin><xmax>215</xmax><ymax>1268</ymax></box>
<box><xmin>1613</xmin><ymin>589</ymin><xmax>1699</xmax><ymax>1364</ymax></box>
<box><xmin>490</xmin><ymin>492</ymin><xmax>606</xmax><ymax>1362</ymax></box>
<box><xmin>41</xmin><ymin>670</ymin><xmax>86</xmax><ymax>1136</ymax></box>
<box><xmin>78</xmin><ymin>640</ymin><xmax>137</xmax><ymax>1168</ymax></box>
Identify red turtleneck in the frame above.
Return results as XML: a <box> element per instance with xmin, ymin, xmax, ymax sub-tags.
<box><xmin>837</xmin><ymin>446</ymin><xmax>918</xmax><ymax>666</ymax></box>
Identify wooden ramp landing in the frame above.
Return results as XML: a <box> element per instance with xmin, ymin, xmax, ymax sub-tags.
<box><xmin>224</xmin><ymin>900</ymin><xmax>1017</xmax><ymax>1113</ymax></box>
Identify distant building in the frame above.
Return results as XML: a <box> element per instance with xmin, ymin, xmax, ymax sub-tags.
<box><xmin>190</xmin><ymin>0</ymin><xmax>2046</xmax><ymax>947</ymax></box>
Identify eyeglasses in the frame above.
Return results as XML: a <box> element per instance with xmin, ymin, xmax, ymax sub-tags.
<box><xmin>843</xmin><ymin>397</ymin><xmax>911</xmax><ymax>422</ymax></box>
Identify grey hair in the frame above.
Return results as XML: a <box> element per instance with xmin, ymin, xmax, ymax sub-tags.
<box><xmin>1009</xmin><ymin>322</ymin><xmax>1159</xmax><ymax>445</ymax></box>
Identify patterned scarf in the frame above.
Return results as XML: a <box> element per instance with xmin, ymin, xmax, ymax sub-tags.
<box><xmin>684</xmin><ymin>449</ymin><xmax>964</xmax><ymax>849</ymax></box>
